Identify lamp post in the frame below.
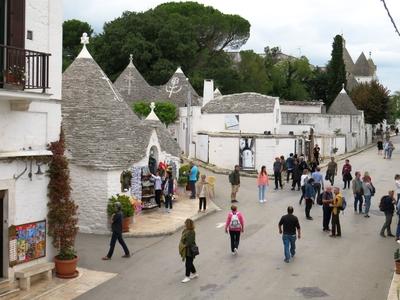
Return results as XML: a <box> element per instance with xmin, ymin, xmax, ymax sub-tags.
<box><xmin>185</xmin><ymin>78</ymin><xmax>192</xmax><ymax>156</ymax></box>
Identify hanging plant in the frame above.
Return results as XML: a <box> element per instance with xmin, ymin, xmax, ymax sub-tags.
<box><xmin>47</xmin><ymin>129</ymin><xmax>78</xmax><ymax>260</ymax></box>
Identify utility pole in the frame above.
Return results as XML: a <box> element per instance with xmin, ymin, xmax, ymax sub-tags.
<box><xmin>185</xmin><ymin>78</ymin><xmax>192</xmax><ymax>156</ymax></box>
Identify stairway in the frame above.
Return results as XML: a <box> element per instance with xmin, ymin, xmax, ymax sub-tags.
<box><xmin>0</xmin><ymin>279</ymin><xmax>20</xmax><ymax>299</ymax></box>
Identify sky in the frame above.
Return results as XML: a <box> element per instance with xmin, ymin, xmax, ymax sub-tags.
<box><xmin>63</xmin><ymin>0</ymin><xmax>400</xmax><ymax>93</ymax></box>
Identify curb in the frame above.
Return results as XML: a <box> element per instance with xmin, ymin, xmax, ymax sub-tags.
<box><xmin>123</xmin><ymin>201</ymin><xmax>220</xmax><ymax>238</ymax></box>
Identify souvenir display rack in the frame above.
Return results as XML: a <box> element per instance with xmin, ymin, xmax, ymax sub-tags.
<box><xmin>141</xmin><ymin>167</ymin><xmax>158</xmax><ymax>210</ymax></box>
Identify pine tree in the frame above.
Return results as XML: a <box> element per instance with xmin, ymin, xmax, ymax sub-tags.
<box><xmin>326</xmin><ymin>35</ymin><xmax>346</xmax><ymax>107</ymax></box>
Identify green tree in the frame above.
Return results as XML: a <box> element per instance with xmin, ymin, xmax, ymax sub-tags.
<box><xmin>326</xmin><ymin>34</ymin><xmax>346</xmax><ymax>107</ymax></box>
<box><xmin>63</xmin><ymin>19</ymin><xmax>94</xmax><ymax>71</ymax></box>
<box><xmin>388</xmin><ymin>91</ymin><xmax>400</xmax><ymax>124</ymax></box>
<box><xmin>350</xmin><ymin>81</ymin><xmax>390</xmax><ymax>124</ymax></box>
<box><xmin>132</xmin><ymin>101</ymin><xmax>177</xmax><ymax>127</ymax></box>
<box><xmin>91</xmin><ymin>2</ymin><xmax>250</xmax><ymax>90</ymax></box>
<box><xmin>306</xmin><ymin>67</ymin><xmax>329</xmax><ymax>102</ymax></box>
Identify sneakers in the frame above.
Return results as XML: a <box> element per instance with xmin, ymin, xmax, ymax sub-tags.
<box><xmin>181</xmin><ymin>277</ymin><xmax>191</xmax><ymax>283</ymax></box>
<box><xmin>101</xmin><ymin>256</ymin><xmax>111</xmax><ymax>260</ymax></box>
<box><xmin>190</xmin><ymin>273</ymin><xmax>199</xmax><ymax>279</ymax></box>
<box><xmin>388</xmin><ymin>234</ymin><xmax>395</xmax><ymax>237</ymax></box>
<box><xmin>234</xmin><ymin>248</ymin><xmax>238</xmax><ymax>255</ymax></box>
<box><xmin>284</xmin><ymin>258</ymin><xmax>290</xmax><ymax>263</ymax></box>
<box><xmin>122</xmin><ymin>254</ymin><xmax>131</xmax><ymax>258</ymax></box>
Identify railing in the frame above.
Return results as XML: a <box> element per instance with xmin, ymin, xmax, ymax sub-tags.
<box><xmin>0</xmin><ymin>44</ymin><xmax>51</xmax><ymax>93</ymax></box>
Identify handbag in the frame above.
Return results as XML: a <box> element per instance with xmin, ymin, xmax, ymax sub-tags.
<box><xmin>190</xmin><ymin>244</ymin><xmax>199</xmax><ymax>257</ymax></box>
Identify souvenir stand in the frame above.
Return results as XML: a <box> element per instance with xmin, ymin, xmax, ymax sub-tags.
<box><xmin>131</xmin><ymin>166</ymin><xmax>157</xmax><ymax>210</ymax></box>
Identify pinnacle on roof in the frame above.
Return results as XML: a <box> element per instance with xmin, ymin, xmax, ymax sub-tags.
<box><xmin>145</xmin><ymin>102</ymin><xmax>160</xmax><ymax>121</ymax></box>
<box><xmin>214</xmin><ymin>88</ymin><xmax>222</xmax><ymax>98</ymax></box>
<box><xmin>76</xmin><ymin>32</ymin><xmax>93</xmax><ymax>59</ymax></box>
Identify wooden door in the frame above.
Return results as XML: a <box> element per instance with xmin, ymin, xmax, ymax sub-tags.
<box><xmin>7</xmin><ymin>0</ymin><xmax>25</xmax><ymax>48</ymax></box>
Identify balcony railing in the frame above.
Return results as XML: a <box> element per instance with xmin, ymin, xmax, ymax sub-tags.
<box><xmin>0</xmin><ymin>44</ymin><xmax>51</xmax><ymax>93</ymax></box>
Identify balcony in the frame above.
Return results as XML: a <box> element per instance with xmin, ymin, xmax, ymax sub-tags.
<box><xmin>0</xmin><ymin>44</ymin><xmax>52</xmax><ymax>110</ymax></box>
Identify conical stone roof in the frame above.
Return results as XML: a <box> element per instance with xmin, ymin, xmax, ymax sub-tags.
<box><xmin>62</xmin><ymin>47</ymin><xmax>153</xmax><ymax>170</ymax></box>
<box><xmin>342</xmin><ymin>46</ymin><xmax>354</xmax><ymax>74</ymax></box>
<box><xmin>353</xmin><ymin>52</ymin><xmax>373</xmax><ymax>76</ymax></box>
<box><xmin>327</xmin><ymin>88</ymin><xmax>360</xmax><ymax>115</ymax></box>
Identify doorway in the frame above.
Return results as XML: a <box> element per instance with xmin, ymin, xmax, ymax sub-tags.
<box><xmin>0</xmin><ymin>190</ymin><xmax>4</xmax><ymax>278</ymax></box>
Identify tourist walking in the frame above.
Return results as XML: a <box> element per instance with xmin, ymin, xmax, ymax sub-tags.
<box><xmin>342</xmin><ymin>159</ymin><xmax>352</xmax><ymax>189</ymax></box>
<box><xmin>312</xmin><ymin>167</ymin><xmax>324</xmax><ymax>200</ymax></box>
<box><xmin>102</xmin><ymin>202</ymin><xmax>130</xmax><ymax>260</ymax></box>
<box><xmin>179</xmin><ymin>219</ymin><xmax>198</xmax><ymax>283</ymax></box>
<box><xmin>326</xmin><ymin>157</ymin><xmax>338</xmax><ymax>185</ymax></box>
<box><xmin>387</xmin><ymin>140</ymin><xmax>395</xmax><ymax>159</ymax></box>
<box><xmin>286</xmin><ymin>153</ymin><xmax>295</xmax><ymax>183</ymax></box>
<box><xmin>383</xmin><ymin>140</ymin><xmax>389</xmax><ymax>159</ymax></box>
<box><xmin>163</xmin><ymin>171</ymin><xmax>174</xmax><ymax>212</ymax></box>
<box><xmin>291</xmin><ymin>160</ymin><xmax>301</xmax><ymax>191</ymax></box>
<box><xmin>229</xmin><ymin>165</ymin><xmax>241</xmax><ymax>203</ymax></box>
<box><xmin>225</xmin><ymin>205</ymin><xmax>244</xmax><ymax>255</ymax></box>
<box><xmin>196</xmin><ymin>175</ymin><xmax>213</xmax><ymax>212</ymax></box>
<box><xmin>298</xmin><ymin>156</ymin><xmax>309</xmax><ymax>174</ymax></box>
<box><xmin>352</xmin><ymin>171</ymin><xmax>364</xmax><ymax>214</ymax></box>
<box><xmin>299</xmin><ymin>169</ymin><xmax>310</xmax><ymax>205</ymax></box>
<box><xmin>313</xmin><ymin>144</ymin><xmax>320</xmax><ymax>165</ymax></box>
<box><xmin>321</xmin><ymin>187</ymin><xmax>333</xmax><ymax>231</ymax></box>
<box><xmin>377</xmin><ymin>126</ymin><xmax>384</xmax><ymax>155</ymax></box>
<box><xmin>304</xmin><ymin>178</ymin><xmax>315</xmax><ymax>220</ymax></box>
<box><xmin>273</xmin><ymin>157</ymin><xmax>283</xmax><ymax>190</ymax></box>
<box><xmin>330</xmin><ymin>187</ymin><xmax>343</xmax><ymax>237</ymax></box>
<box><xmin>362</xmin><ymin>174</ymin><xmax>373</xmax><ymax>218</ymax></box>
<box><xmin>278</xmin><ymin>206</ymin><xmax>301</xmax><ymax>263</ymax></box>
<box><xmin>379</xmin><ymin>191</ymin><xmax>396</xmax><ymax>238</ymax></box>
<box><xmin>257</xmin><ymin>166</ymin><xmax>269</xmax><ymax>203</ymax></box>
<box><xmin>188</xmin><ymin>163</ymin><xmax>199</xmax><ymax>199</ymax></box>
<box><xmin>151</xmin><ymin>171</ymin><xmax>163</xmax><ymax>208</ymax></box>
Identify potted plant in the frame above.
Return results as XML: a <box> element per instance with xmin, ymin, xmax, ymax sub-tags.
<box><xmin>47</xmin><ymin>130</ymin><xmax>79</xmax><ymax>278</ymax></box>
<box><xmin>4</xmin><ymin>65</ymin><xmax>25</xmax><ymax>90</ymax></box>
<box><xmin>107</xmin><ymin>194</ymin><xmax>134</xmax><ymax>232</ymax></box>
<box><xmin>395</xmin><ymin>248</ymin><xmax>400</xmax><ymax>274</ymax></box>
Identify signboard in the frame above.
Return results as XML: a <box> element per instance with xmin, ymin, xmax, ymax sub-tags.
<box><xmin>225</xmin><ymin>115</ymin><xmax>239</xmax><ymax>130</ymax></box>
<box><xmin>9</xmin><ymin>220</ymin><xmax>46</xmax><ymax>266</ymax></box>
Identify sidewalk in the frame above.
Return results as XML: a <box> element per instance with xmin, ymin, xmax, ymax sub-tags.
<box><xmin>387</xmin><ymin>272</ymin><xmax>400</xmax><ymax>300</ymax></box>
<box><xmin>124</xmin><ymin>193</ymin><xmax>220</xmax><ymax>237</ymax></box>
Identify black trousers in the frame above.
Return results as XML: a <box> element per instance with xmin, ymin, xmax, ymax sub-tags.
<box><xmin>165</xmin><ymin>195</ymin><xmax>172</xmax><ymax>209</ymax></box>
<box><xmin>305</xmin><ymin>198</ymin><xmax>313</xmax><ymax>218</ymax></box>
<box><xmin>326</xmin><ymin>172</ymin><xmax>335</xmax><ymax>185</ymax></box>
<box><xmin>292</xmin><ymin>178</ymin><xmax>300</xmax><ymax>189</ymax></box>
<box><xmin>322</xmin><ymin>206</ymin><xmax>332</xmax><ymax>230</ymax></box>
<box><xmin>106</xmin><ymin>232</ymin><xmax>130</xmax><ymax>258</ymax></box>
<box><xmin>229</xmin><ymin>231</ymin><xmax>241</xmax><ymax>252</ymax></box>
<box><xmin>286</xmin><ymin>169</ymin><xmax>293</xmax><ymax>182</ymax></box>
<box><xmin>185</xmin><ymin>256</ymin><xmax>196</xmax><ymax>277</ymax></box>
<box><xmin>155</xmin><ymin>190</ymin><xmax>162</xmax><ymax>208</ymax></box>
<box><xmin>331</xmin><ymin>213</ymin><xmax>341</xmax><ymax>236</ymax></box>
<box><xmin>199</xmin><ymin>197</ymin><xmax>206</xmax><ymax>210</ymax></box>
<box><xmin>189</xmin><ymin>181</ymin><xmax>196</xmax><ymax>198</ymax></box>
<box><xmin>343</xmin><ymin>179</ymin><xmax>351</xmax><ymax>189</ymax></box>
<box><xmin>274</xmin><ymin>171</ymin><xmax>282</xmax><ymax>189</ymax></box>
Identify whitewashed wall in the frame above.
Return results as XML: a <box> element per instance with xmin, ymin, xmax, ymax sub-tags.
<box><xmin>196</xmin><ymin>134</ymin><xmax>209</xmax><ymax>162</ymax></box>
<box><xmin>255</xmin><ymin>138</ymin><xmax>295</xmax><ymax>173</ymax></box>
<box><xmin>279</xmin><ymin>124</ymin><xmax>314</xmax><ymax>135</ymax></box>
<box><xmin>280</xmin><ymin>104</ymin><xmax>322</xmax><ymax>114</ymax></box>
<box><xmin>208</xmin><ymin>137</ymin><xmax>239</xmax><ymax>170</ymax></box>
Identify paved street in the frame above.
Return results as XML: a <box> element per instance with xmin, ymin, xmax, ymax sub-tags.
<box><xmin>75</xmin><ymin>136</ymin><xmax>400</xmax><ymax>300</ymax></box>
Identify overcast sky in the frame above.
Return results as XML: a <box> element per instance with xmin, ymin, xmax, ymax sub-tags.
<box><xmin>64</xmin><ymin>0</ymin><xmax>400</xmax><ymax>93</ymax></box>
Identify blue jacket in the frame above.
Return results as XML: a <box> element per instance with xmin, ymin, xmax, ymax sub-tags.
<box><xmin>304</xmin><ymin>183</ymin><xmax>315</xmax><ymax>199</ymax></box>
<box><xmin>189</xmin><ymin>166</ymin><xmax>198</xmax><ymax>181</ymax></box>
<box><xmin>286</xmin><ymin>157</ymin><xmax>294</xmax><ymax>170</ymax></box>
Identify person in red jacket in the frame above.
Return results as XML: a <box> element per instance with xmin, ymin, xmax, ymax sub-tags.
<box><xmin>342</xmin><ymin>159</ymin><xmax>352</xmax><ymax>189</ymax></box>
<box><xmin>225</xmin><ymin>205</ymin><xmax>245</xmax><ymax>255</ymax></box>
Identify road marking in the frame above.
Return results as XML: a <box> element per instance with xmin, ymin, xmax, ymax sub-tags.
<box><xmin>216</xmin><ymin>222</ymin><xmax>225</xmax><ymax>228</ymax></box>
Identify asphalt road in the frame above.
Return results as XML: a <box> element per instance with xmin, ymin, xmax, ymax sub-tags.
<box><xmin>75</xmin><ymin>135</ymin><xmax>400</xmax><ymax>300</ymax></box>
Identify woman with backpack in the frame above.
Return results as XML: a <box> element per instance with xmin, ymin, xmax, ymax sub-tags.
<box><xmin>179</xmin><ymin>218</ymin><xmax>198</xmax><ymax>283</ymax></box>
<box><xmin>257</xmin><ymin>166</ymin><xmax>269</xmax><ymax>203</ymax></box>
<box><xmin>362</xmin><ymin>174</ymin><xmax>374</xmax><ymax>218</ymax></box>
<box><xmin>225</xmin><ymin>205</ymin><xmax>244</xmax><ymax>255</ymax></box>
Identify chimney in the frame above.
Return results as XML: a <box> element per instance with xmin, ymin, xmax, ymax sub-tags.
<box><xmin>202</xmin><ymin>79</ymin><xmax>214</xmax><ymax>107</ymax></box>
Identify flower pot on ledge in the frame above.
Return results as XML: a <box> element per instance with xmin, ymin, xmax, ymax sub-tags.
<box><xmin>54</xmin><ymin>255</ymin><xmax>79</xmax><ymax>278</ymax></box>
<box><xmin>122</xmin><ymin>217</ymin><xmax>131</xmax><ymax>232</ymax></box>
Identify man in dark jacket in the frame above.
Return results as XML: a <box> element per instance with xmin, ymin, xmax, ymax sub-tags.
<box><xmin>229</xmin><ymin>165</ymin><xmax>241</xmax><ymax>203</ymax></box>
<box><xmin>304</xmin><ymin>178</ymin><xmax>315</xmax><ymax>220</ymax></box>
<box><xmin>102</xmin><ymin>202</ymin><xmax>131</xmax><ymax>260</ymax></box>
<box><xmin>380</xmin><ymin>191</ymin><xmax>396</xmax><ymax>237</ymax></box>
<box><xmin>291</xmin><ymin>160</ymin><xmax>301</xmax><ymax>191</ymax></box>
<box><xmin>286</xmin><ymin>153</ymin><xmax>294</xmax><ymax>183</ymax></box>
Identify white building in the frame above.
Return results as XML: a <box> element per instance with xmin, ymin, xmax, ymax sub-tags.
<box><xmin>62</xmin><ymin>38</ymin><xmax>180</xmax><ymax>234</ymax></box>
<box><xmin>0</xmin><ymin>0</ymin><xmax>62</xmax><ymax>279</ymax></box>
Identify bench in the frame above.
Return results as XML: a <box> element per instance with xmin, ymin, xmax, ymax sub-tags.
<box><xmin>15</xmin><ymin>262</ymin><xmax>54</xmax><ymax>290</ymax></box>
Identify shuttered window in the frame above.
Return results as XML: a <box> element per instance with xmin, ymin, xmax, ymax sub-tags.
<box><xmin>7</xmin><ymin>0</ymin><xmax>25</xmax><ymax>48</ymax></box>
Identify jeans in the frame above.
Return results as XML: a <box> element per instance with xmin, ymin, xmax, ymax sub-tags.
<box><xmin>199</xmin><ymin>197</ymin><xmax>206</xmax><ymax>210</ymax></box>
<box><xmin>354</xmin><ymin>193</ymin><xmax>363</xmax><ymax>213</ymax></box>
<box><xmin>305</xmin><ymin>198</ymin><xmax>313</xmax><ymax>218</ymax></box>
<box><xmin>322</xmin><ymin>205</ymin><xmax>332</xmax><ymax>230</ymax></box>
<box><xmin>387</xmin><ymin>149</ymin><xmax>393</xmax><ymax>159</ymax></box>
<box><xmin>286</xmin><ymin>169</ymin><xmax>293</xmax><ymax>182</ymax></box>
<box><xmin>282</xmin><ymin>234</ymin><xmax>296</xmax><ymax>261</ymax></box>
<box><xmin>185</xmin><ymin>256</ymin><xmax>196</xmax><ymax>277</ymax></box>
<box><xmin>364</xmin><ymin>195</ymin><xmax>371</xmax><ymax>215</ymax></box>
<box><xmin>274</xmin><ymin>171</ymin><xmax>282</xmax><ymax>189</ymax></box>
<box><xmin>314</xmin><ymin>183</ymin><xmax>321</xmax><ymax>200</ymax></box>
<box><xmin>229</xmin><ymin>231</ymin><xmax>241</xmax><ymax>252</ymax></box>
<box><xmin>331</xmin><ymin>213</ymin><xmax>341</xmax><ymax>236</ymax></box>
<box><xmin>106</xmin><ymin>232</ymin><xmax>130</xmax><ymax>258</ymax></box>
<box><xmin>258</xmin><ymin>185</ymin><xmax>267</xmax><ymax>201</ymax></box>
<box><xmin>396</xmin><ymin>215</ymin><xmax>400</xmax><ymax>238</ymax></box>
<box><xmin>189</xmin><ymin>181</ymin><xmax>196</xmax><ymax>198</ymax></box>
<box><xmin>381</xmin><ymin>212</ymin><xmax>393</xmax><ymax>235</ymax></box>
<box><xmin>165</xmin><ymin>194</ymin><xmax>172</xmax><ymax>209</ymax></box>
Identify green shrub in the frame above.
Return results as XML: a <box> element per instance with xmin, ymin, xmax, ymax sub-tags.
<box><xmin>107</xmin><ymin>194</ymin><xmax>134</xmax><ymax>217</ymax></box>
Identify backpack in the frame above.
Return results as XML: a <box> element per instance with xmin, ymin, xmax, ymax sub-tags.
<box><xmin>369</xmin><ymin>183</ymin><xmax>376</xmax><ymax>196</ymax></box>
<box><xmin>229</xmin><ymin>213</ymin><xmax>242</xmax><ymax>229</ymax></box>
<box><xmin>340</xmin><ymin>197</ymin><xmax>347</xmax><ymax>211</ymax></box>
<box><xmin>379</xmin><ymin>196</ymin><xmax>387</xmax><ymax>212</ymax></box>
<box><xmin>228</xmin><ymin>172</ymin><xmax>234</xmax><ymax>184</ymax></box>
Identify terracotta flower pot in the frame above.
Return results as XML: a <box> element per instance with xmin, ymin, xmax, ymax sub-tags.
<box><xmin>395</xmin><ymin>260</ymin><xmax>400</xmax><ymax>274</ymax></box>
<box><xmin>122</xmin><ymin>217</ymin><xmax>131</xmax><ymax>232</ymax></box>
<box><xmin>54</xmin><ymin>256</ymin><xmax>79</xmax><ymax>278</ymax></box>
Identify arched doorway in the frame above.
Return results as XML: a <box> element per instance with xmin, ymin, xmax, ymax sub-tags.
<box><xmin>148</xmin><ymin>146</ymin><xmax>158</xmax><ymax>174</ymax></box>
